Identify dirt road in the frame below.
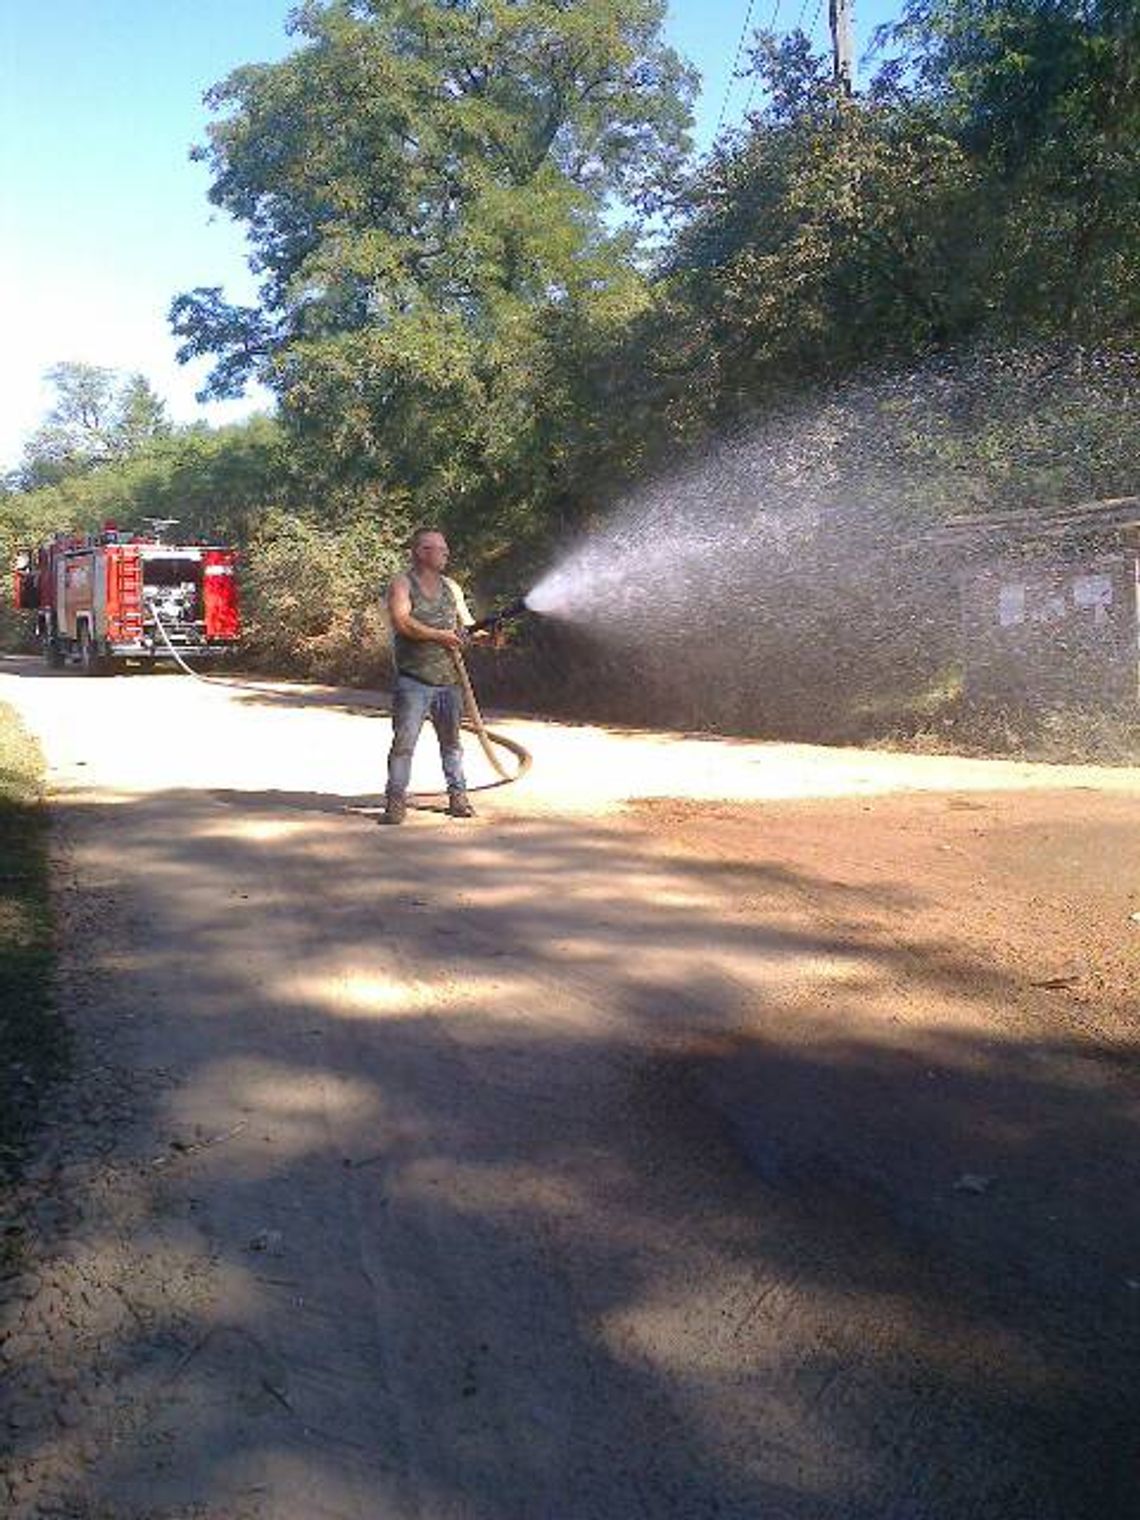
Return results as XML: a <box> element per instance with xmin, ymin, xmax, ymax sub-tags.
<box><xmin>2</xmin><ymin>654</ymin><xmax>1138</xmax><ymax>1520</ymax></box>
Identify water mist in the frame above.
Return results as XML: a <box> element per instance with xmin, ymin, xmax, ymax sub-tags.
<box><xmin>518</xmin><ymin>348</ymin><xmax>1140</xmax><ymax>741</ymax></box>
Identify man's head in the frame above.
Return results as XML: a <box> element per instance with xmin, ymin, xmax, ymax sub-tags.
<box><xmin>409</xmin><ymin>527</ymin><xmax>449</xmax><ymax>572</ymax></box>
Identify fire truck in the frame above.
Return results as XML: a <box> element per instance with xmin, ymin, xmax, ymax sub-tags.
<box><xmin>12</xmin><ymin>522</ymin><xmax>240</xmax><ymax>673</ymax></box>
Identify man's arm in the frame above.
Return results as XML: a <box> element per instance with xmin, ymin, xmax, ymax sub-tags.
<box><xmin>387</xmin><ymin>574</ymin><xmax>462</xmax><ymax>650</ymax></box>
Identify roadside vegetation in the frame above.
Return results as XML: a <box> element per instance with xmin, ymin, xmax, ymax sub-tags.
<box><xmin>2</xmin><ymin>0</ymin><xmax>1139</xmax><ymax>758</ymax></box>
<box><xmin>0</xmin><ymin>704</ymin><xmax>60</xmax><ymax>1221</ymax></box>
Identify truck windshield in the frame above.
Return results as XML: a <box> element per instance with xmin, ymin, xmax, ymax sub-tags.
<box><xmin>143</xmin><ymin>558</ymin><xmax>200</xmax><ymax>586</ymax></box>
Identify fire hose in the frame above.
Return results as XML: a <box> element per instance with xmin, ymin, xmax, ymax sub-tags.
<box><xmin>450</xmin><ymin>646</ymin><xmax>532</xmax><ymax>785</ymax></box>
<box><xmin>148</xmin><ymin>600</ymin><xmax>532</xmax><ymax>789</ymax></box>
<box><xmin>147</xmin><ymin>600</ymin><xmax>219</xmax><ymax>682</ymax></box>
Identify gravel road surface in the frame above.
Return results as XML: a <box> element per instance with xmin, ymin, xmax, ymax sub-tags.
<box><xmin>2</xmin><ymin>655</ymin><xmax>1138</xmax><ymax>1520</ymax></box>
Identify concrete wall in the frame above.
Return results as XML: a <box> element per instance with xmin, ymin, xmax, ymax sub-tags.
<box><xmin>960</xmin><ymin>547</ymin><xmax>1139</xmax><ymax>706</ymax></box>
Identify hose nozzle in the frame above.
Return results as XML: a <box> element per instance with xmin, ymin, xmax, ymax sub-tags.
<box><xmin>468</xmin><ymin>595</ymin><xmax>530</xmax><ymax>636</ymax></box>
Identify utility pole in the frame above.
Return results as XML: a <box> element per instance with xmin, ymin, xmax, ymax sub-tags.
<box><xmin>829</xmin><ymin>0</ymin><xmax>854</xmax><ymax>95</ymax></box>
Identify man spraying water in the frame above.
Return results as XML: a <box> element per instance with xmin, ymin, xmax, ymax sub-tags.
<box><xmin>382</xmin><ymin>527</ymin><xmax>493</xmax><ymax>824</ymax></box>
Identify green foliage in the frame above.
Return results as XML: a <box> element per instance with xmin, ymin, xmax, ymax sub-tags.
<box><xmin>2</xmin><ymin>412</ymin><xmax>285</xmax><ymax>572</ymax></box>
<box><xmin>240</xmin><ymin>499</ymin><xmax>413</xmax><ymax>676</ymax></box>
<box><xmin>860</xmin><ymin>347</ymin><xmax>1140</xmax><ymax>515</ymax></box>
<box><xmin>164</xmin><ymin>0</ymin><xmax>1140</xmax><ymax>528</ymax></box>
<box><xmin>0</xmin><ymin>488</ymin><xmax>75</xmax><ymax>650</ymax></box>
<box><xmin>170</xmin><ymin>0</ymin><xmax>695</xmax><ymax>544</ymax></box>
<box><xmin>0</xmin><ymin>705</ymin><xmax>60</xmax><ymax>1185</ymax></box>
<box><xmin>640</xmin><ymin>2</ymin><xmax>1140</xmax><ymax>453</ymax></box>
<box><xmin>663</xmin><ymin>47</ymin><xmax>985</xmax><ymax>407</ymax></box>
<box><xmin>882</xmin><ymin>0</ymin><xmax>1140</xmax><ymax>336</ymax></box>
<box><xmin>17</xmin><ymin>363</ymin><xmax>171</xmax><ymax>490</ymax></box>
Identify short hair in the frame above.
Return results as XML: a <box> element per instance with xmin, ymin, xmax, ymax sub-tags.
<box><xmin>410</xmin><ymin>526</ymin><xmax>445</xmax><ymax>551</ymax></box>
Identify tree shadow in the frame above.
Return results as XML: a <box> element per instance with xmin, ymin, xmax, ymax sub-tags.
<box><xmin>3</xmin><ymin>782</ymin><xmax>1137</xmax><ymax>1519</ymax></box>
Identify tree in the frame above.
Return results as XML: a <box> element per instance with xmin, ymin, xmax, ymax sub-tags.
<box><xmin>881</xmin><ymin>0</ymin><xmax>1140</xmax><ymax>336</ymax></box>
<box><xmin>115</xmin><ymin>373</ymin><xmax>173</xmax><ymax>457</ymax></box>
<box><xmin>170</xmin><ymin>0</ymin><xmax>695</xmax><ymax>534</ymax></box>
<box><xmin>644</xmin><ymin>30</ymin><xmax>987</xmax><ymax>428</ymax></box>
<box><xmin>18</xmin><ymin>364</ymin><xmax>171</xmax><ymax>489</ymax></box>
<box><xmin>625</xmin><ymin>0</ymin><xmax>1140</xmax><ymax>450</ymax></box>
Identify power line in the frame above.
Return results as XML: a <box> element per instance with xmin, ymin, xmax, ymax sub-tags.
<box><xmin>714</xmin><ymin>0</ymin><xmax>759</xmax><ymax>138</ymax></box>
<box><xmin>738</xmin><ymin>0</ymin><xmax>846</xmax><ymax>125</ymax></box>
<box><xmin>741</xmin><ymin>0</ymin><xmax>784</xmax><ymax>118</ymax></box>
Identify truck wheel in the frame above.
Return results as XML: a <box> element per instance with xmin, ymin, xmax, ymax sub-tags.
<box><xmin>42</xmin><ymin>634</ymin><xmax>65</xmax><ymax>669</ymax></box>
<box><xmin>79</xmin><ymin>627</ymin><xmax>108</xmax><ymax>677</ymax></box>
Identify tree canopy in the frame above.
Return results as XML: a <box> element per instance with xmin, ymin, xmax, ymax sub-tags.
<box><xmin>881</xmin><ymin>0</ymin><xmax>1140</xmax><ymax>332</ymax></box>
<box><xmin>170</xmin><ymin>0</ymin><xmax>695</xmax><ymax>530</ymax></box>
<box><xmin>166</xmin><ymin>0</ymin><xmax>1140</xmax><ymax>508</ymax></box>
<box><xmin>15</xmin><ymin>364</ymin><xmax>170</xmax><ymax>490</ymax></box>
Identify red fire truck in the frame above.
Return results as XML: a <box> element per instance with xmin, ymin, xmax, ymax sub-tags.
<box><xmin>12</xmin><ymin>523</ymin><xmax>240</xmax><ymax>673</ymax></box>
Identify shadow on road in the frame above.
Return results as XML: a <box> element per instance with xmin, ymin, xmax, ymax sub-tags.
<box><xmin>3</xmin><ymin>780</ymin><xmax>1138</xmax><ymax>1520</ymax></box>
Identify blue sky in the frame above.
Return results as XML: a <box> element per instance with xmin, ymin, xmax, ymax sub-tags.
<box><xmin>0</xmin><ymin>0</ymin><xmax>900</xmax><ymax>471</ymax></box>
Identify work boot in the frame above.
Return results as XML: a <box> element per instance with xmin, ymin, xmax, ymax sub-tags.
<box><xmin>381</xmin><ymin>793</ymin><xmax>407</xmax><ymax>825</ymax></box>
<box><xmin>447</xmin><ymin>790</ymin><xmax>475</xmax><ymax>819</ymax></box>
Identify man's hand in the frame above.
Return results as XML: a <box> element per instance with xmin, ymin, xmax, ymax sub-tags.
<box><xmin>435</xmin><ymin>629</ymin><xmax>464</xmax><ymax>651</ymax></box>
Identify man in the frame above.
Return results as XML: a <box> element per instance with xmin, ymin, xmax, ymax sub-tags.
<box><xmin>382</xmin><ymin>527</ymin><xmax>489</xmax><ymax>825</ymax></box>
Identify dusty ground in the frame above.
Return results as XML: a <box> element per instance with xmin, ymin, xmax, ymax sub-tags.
<box><xmin>1</xmin><ymin>653</ymin><xmax>1138</xmax><ymax>1520</ymax></box>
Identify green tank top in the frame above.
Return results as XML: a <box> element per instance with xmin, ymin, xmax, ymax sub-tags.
<box><xmin>393</xmin><ymin>572</ymin><xmax>460</xmax><ymax>686</ymax></box>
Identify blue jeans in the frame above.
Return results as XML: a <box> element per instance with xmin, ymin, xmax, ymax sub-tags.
<box><xmin>387</xmin><ymin>674</ymin><xmax>467</xmax><ymax>797</ymax></box>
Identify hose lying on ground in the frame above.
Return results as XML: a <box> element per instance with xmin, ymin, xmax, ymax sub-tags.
<box><xmin>148</xmin><ymin>602</ymin><xmax>217</xmax><ymax>681</ymax></box>
<box><xmin>149</xmin><ymin>603</ymin><xmax>533</xmax><ymax>788</ymax></box>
